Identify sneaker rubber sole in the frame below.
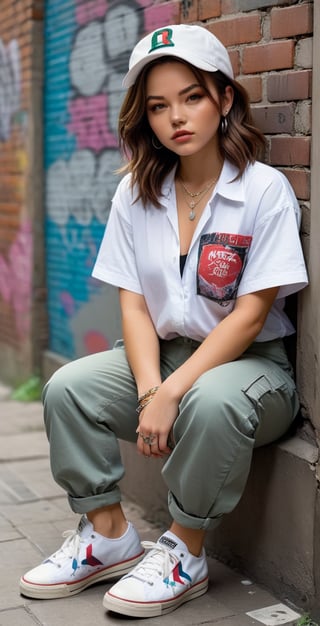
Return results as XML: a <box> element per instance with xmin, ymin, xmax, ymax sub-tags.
<box><xmin>103</xmin><ymin>575</ymin><xmax>209</xmax><ymax>617</ymax></box>
<box><xmin>20</xmin><ymin>550</ymin><xmax>145</xmax><ymax>600</ymax></box>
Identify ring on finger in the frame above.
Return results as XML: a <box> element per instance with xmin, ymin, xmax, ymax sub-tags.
<box><xmin>139</xmin><ymin>433</ymin><xmax>157</xmax><ymax>446</ymax></box>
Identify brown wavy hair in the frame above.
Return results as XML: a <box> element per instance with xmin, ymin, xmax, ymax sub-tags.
<box><xmin>118</xmin><ymin>57</ymin><xmax>265</xmax><ymax>207</ymax></box>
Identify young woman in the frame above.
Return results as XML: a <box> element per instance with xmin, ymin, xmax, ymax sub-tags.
<box><xmin>20</xmin><ymin>24</ymin><xmax>308</xmax><ymax>618</ymax></box>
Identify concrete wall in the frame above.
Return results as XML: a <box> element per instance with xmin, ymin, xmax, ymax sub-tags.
<box><xmin>297</xmin><ymin>0</ymin><xmax>320</xmax><ymax>452</ymax></box>
<box><xmin>0</xmin><ymin>1</ymin><xmax>46</xmax><ymax>384</ymax></box>
<box><xmin>296</xmin><ymin>0</ymin><xmax>320</xmax><ymax>614</ymax></box>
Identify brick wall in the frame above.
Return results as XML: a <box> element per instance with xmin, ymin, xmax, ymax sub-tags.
<box><xmin>0</xmin><ymin>0</ymin><xmax>46</xmax><ymax>383</ymax></box>
<box><xmin>183</xmin><ymin>0</ymin><xmax>312</xmax><ymax>205</ymax></box>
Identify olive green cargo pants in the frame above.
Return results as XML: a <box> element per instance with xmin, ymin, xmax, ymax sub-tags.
<box><xmin>43</xmin><ymin>337</ymin><xmax>298</xmax><ymax>530</ymax></box>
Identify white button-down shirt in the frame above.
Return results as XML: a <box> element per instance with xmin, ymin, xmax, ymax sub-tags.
<box><xmin>92</xmin><ymin>160</ymin><xmax>308</xmax><ymax>342</ymax></box>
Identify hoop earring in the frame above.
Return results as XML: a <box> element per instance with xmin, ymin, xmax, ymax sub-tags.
<box><xmin>221</xmin><ymin>115</ymin><xmax>228</xmax><ymax>134</ymax></box>
<box><xmin>152</xmin><ymin>135</ymin><xmax>163</xmax><ymax>150</ymax></box>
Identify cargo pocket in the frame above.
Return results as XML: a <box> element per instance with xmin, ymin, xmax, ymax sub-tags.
<box><xmin>242</xmin><ymin>372</ymin><xmax>295</xmax><ymax>447</ymax></box>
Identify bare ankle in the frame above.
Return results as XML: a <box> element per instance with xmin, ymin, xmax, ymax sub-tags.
<box><xmin>87</xmin><ymin>504</ymin><xmax>128</xmax><ymax>539</ymax></box>
<box><xmin>169</xmin><ymin>522</ymin><xmax>205</xmax><ymax>557</ymax></box>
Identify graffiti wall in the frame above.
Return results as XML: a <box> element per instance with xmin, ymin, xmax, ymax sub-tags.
<box><xmin>0</xmin><ymin>12</ymin><xmax>32</xmax><ymax>350</ymax></box>
<box><xmin>0</xmin><ymin>2</ymin><xmax>46</xmax><ymax>384</ymax></box>
<box><xmin>45</xmin><ymin>0</ymin><xmax>178</xmax><ymax>359</ymax></box>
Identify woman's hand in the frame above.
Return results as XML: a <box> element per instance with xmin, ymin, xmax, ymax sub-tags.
<box><xmin>136</xmin><ymin>386</ymin><xmax>179</xmax><ymax>457</ymax></box>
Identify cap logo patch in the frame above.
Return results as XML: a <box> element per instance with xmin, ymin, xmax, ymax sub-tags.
<box><xmin>149</xmin><ymin>28</ymin><xmax>174</xmax><ymax>53</ymax></box>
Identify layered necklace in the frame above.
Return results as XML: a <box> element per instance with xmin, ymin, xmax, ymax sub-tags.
<box><xmin>178</xmin><ymin>176</ymin><xmax>218</xmax><ymax>221</ymax></box>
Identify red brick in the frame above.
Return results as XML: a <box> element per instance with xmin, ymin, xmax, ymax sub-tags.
<box><xmin>228</xmin><ymin>48</ymin><xmax>240</xmax><ymax>78</ymax></box>
<box><xmin>251</xmin><ymin>103</ymin><xmax>294</xmax><ymax>135</ymax></box>
<box><xmin>32</xmin><ymin>7</ymin><xmax>44</xmax><ymax>20</ymax></box>
<box><xmin>270</xmin><ymin>137</ymin><xmax>311</xmax><ymax>167</ymax></box>
<box><xmin>180</xmin><ymin>0</ymin><xmax>198</xmax><ymax>22</ymax></box>
<box><xmin>237</xmin><ymin>76</ymin><xmax>262</xmax><ymax>103</ymax></box>
<box><xmin>271</xmin><ymin>4</ymin><xmax>313</xmax><ymax>39</ymax></box>
<box><xmin>0</xmin><ymin>175</ymin><xmax>25</xmax><ymax>202</ymax></box>
<box><xmin>280</xmin><ymin>169</ymin><xmax>310</xmax><ymax>200</ymax></box>
<box><xmin>243</xmin><ymin>40</ymin><xmax>294</xmax><ymax>75</ymax></box>
<box><xmin>0</xmin><ymin>4</ymin><xmax>14</xmax><ymax>22</ymax></box>
<box><xmin>199</xmin><ymin>0</ymin><xmax>221</xmax><ymax>20</ymax></box>
<box><xmin>208</xmin><ymin>14</ymin><xmax>261</xmax><ymax>47</ymax></box>
<box><xmin>221</xmin><ymin>0</ymin><xmax>238</xmax><ymax>13</ymax></box>
<box><xmin>0</xmin><ymin>154</ymin><xmax>19</xmax><ymax>171</ymax></box>
<box><xmin>0</xmin><ymin>209</ymin><xmax>21</xmax><ymax>229</ymax></box>
<box><xmin>267</xmin><ymin>71</ymin><xmax>312</xmax><ymax>102</ymax></box>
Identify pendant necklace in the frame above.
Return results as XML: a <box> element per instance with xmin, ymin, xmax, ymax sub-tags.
<box><xmin>178</xmin><ymin>177</ymin><xmax>217</xmax><ymax>221</ymax></box>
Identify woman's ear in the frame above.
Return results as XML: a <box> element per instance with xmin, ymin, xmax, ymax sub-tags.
<box><xmin>222</xmin><ymin>85</ymin><xmax>234</xmax><ymax>114</ymax></box>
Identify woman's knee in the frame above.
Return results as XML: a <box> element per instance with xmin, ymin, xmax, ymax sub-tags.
<box><xmin>42</xmin><ymin>360</ymin><xmax>91</xmax><ymax>441</ymax></box>
<box><xmin>42</xmin><ymin>361</ymin><xmax>78</xmax><ymax>408</ymax></box>
<box><xmin>176</xmin><ymin>372</ymin><xmax>258</xmax><ymax>442</ymax></box>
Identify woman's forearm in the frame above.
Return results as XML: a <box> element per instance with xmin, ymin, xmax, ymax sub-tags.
<box><xmin>163</xmin><ymin>288</ymin><xmax>279</xmax><ymax>401</ymax></box>
<box><xmin>121</xmin><ymin>307</ymin><xmax>161</xmax><ymax>397</ymax></box>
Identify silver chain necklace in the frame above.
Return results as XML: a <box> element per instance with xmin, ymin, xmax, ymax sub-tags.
<box><xmin>178</xmin><ymin>177</ymin><xmax>217</xmax><ymax>221</ymax></box>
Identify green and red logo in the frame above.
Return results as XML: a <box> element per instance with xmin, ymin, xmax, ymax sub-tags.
<box><xmin>149</xmin><ymin>28</ymin><xmax>175</xmax><ymax>53</ymax></box>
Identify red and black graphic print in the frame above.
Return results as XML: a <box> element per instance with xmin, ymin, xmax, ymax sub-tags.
<box><xmin>197</xmin><ymin>232</ymin><xmax>252</xmax><ymax>303</ymax></box>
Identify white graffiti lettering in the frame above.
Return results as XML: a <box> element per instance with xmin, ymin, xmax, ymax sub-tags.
<box><xmin>0</xmin><ymin>38</ymin><xmax>20</xmax><ymax>141</ymax></box>
<box><xmin>70</xmin><ymin>22</ymin><xmax>108</xmax><ymax>96</ymax></box>
<box><xmin>208</xmin><ymin>250</ymin><xmax>238</xmax><ymax>264</ymax></box>
<box><xmin>47</xmin><ymin>148</ymin><xmax>121</xmax><ymax>227</ymax></box>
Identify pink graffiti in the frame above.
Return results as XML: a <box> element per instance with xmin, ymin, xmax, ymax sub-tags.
<box><xmin>75</xmin><ymin>0</ymin><xmax>108</xmax><ymax>25</ymax></box>
<box><xmin>84</xmin><ymin>329</ymin><xmax>109</xmax><ymax>353</ymax></box>
<box><xmin>0</xmin><ymin>220</ymin><xmax>32</xmax><ymax>338</ymax></box>
<box><xmin>137</xmin><ymin>0</ymin><xmax>178</xmax><ymax>33</ymax></box>
<box><xmin>60</xmin><ymin>291</ymin><xmax>76</xmax><ymax>316</ymax></box>
<box><xmin>75</xmin><ymin>0</ymin><xmax>177</xmax><ymax>31</ymax></box>
<box><xmin>68</xmin><ymin>94</ymin><xmax>118</xmax><ymax>151</ymax></box>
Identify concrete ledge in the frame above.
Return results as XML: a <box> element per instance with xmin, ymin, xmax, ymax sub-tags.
<box><xmin>120</xmin><ymin>435</ymin><xmax>319</xmax><ymax>611</ymax></box>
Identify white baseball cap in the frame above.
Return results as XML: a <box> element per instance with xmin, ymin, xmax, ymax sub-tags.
<box><xmin>122</xmin><ymin>24</ymin><xmax>234</xmax><ymax>88</ymax></box>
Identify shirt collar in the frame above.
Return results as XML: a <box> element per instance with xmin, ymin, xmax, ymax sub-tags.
<box><xmin>161</xmin><ymin>165</ymin><xmax>178</xmax><ymax>199</ymax></box>
<box><xmin>161</xmin><ymin>160</ymin><xmax>245</xmax><ymax>204</ymax></box>
<box><xmin>214</xmin><ymin>160</ymin><xmax>245</xmax><ymax>202</ymax></box>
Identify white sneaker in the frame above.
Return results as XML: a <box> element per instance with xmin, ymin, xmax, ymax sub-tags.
<box><xmin>103</xmin><ymin>530</ymin><xmax>209</xmax><ymax>618</ymax></box>
<box><xmin>20</xmin><ymin>516</ymin><xmax>144</xmax><ymax>599</ymax></box>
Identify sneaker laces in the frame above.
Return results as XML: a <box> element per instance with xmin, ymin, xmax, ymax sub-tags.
<box><xmin>130</xmin><ymin>541</ymin><xmax>180</xmax><ymax>585</ymax></box>
<box><xmin>49</xmin><ymin>528</ymin><xmax>83</xmax><ymax>574</ymax></box>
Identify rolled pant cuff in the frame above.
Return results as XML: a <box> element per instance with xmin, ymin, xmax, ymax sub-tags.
<box><xmin>68</xmin><ymin>488</ymin><xmax>122</xmax><ymax>514</ymax></box>
<box><xmin>168</xmin><ymin>492</ymin><xmax>222</xmax><ymax>531</ymax></box>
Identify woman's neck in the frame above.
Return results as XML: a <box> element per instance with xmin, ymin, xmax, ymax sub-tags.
<box><xmin>177</xmin><ymin>155</ymin><xmax>224</xmax><ymax>188</ymax></box>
